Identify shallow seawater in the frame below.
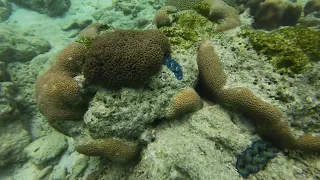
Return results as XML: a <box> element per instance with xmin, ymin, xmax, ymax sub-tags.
<box><xmin>0</xmin><ymin>0</ymin><xmax>320</xmax><ymax>179</ymax></box>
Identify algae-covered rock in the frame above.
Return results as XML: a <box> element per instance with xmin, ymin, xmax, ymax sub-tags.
<box><xmin>0</xmin><ymin>82</ymin><xmax>21</xmax><ymax>126</ymax></box>
<box><xmin>243</xmin><ymin>26</ymin><xmax>320</xmax><ymax>75</ymax></box>
<box><xmin>84</xmin><ymin>49</ymin><xmax>198</xmax><ymax>140</ymax></box>
<box><xmin>8</xmin><ymin>0</ymin><xmax>71</xmax><ymax>17</ymax></box>
<box><xmin>0</xmin><ymin>26</ymin><xmax>51</xmax><ymax>63</ymax></box>
<box><xmin>159</xmin><ymin>10</ymin><xmax>216</xmax><ymax>50</ymax></box>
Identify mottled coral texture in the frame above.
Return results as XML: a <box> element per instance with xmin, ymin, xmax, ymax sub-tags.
<box><xmin>83</xmin><ymin>29</ymin><xmax>170</xmax><ymax>87</ymax></box>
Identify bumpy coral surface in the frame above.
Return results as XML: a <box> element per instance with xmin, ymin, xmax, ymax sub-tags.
<box><xmin>165</xmin><ymin>87</ymin><xmax>203</xmax><ymax>119</ymax></box>
<box><xmin>154</xmin><ymin>6</ymin><xmax>178</xmax><ymax>28</ymax></box>
<box><xmin>75</xmin><ymin>137</ymin><xmax>138</xmax><ymax>164</ymax></box>
<box><xmin>166</xmin><ymin>0</ymin><xmax>203</xmax><ymax>10</ymax></box>
<box><xmin>35</xmin><ymin>70</ymin><xmax>86</xmax><ymax>134</ymax></box>
<box><xmin>197</xmin><ymin>39</ymin><xmax>227</xmax><ymax>99</ymax></box>
<box><xmin>51</xmin><ymin>42</ymin><xmax>87</xmax><ymax>76</ymax></box>
<box><xmin>83</xmin><ymin>29</ymin><xmax>170</xmax><ymax>87</ymax></box>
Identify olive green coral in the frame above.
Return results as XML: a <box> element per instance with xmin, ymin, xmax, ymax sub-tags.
<box><xmin>159</xmin><ymin>10</ymin><xmax>215</xmax><ymax>49</ymax></box>
<box><xmin>243</xmin><ymin>26</ymin><xmax>320</xmax><ymax>74</ymax></box>
<box><xmin>82</xmin><ymin>29</ymin><xmax>170</xmax><ymax>87</ymax></box>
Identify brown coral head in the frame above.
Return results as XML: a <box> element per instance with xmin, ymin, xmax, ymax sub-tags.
<box><xmin>82</xmin><ymin>29</ymin><xmax>170</xmax><ymax>88</ymax></box>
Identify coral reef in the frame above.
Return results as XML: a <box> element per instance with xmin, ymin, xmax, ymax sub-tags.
<box><xmin>248</xmin><ymin>0</ymin><xmax>302</xmax><ymax>30</ymax></box>
<box><xmin>83</xmin><ymin>29</ymin><xmax>170</xmax><ymax>87</ymax></box>
<box><xmin>243</xmin><ymin>26</ymin><xmax>320</xmax><ymax>74</ymax></box>
<box><xmin>236</xmin><ymin>140</ymin><xmax>278</xmax><ymax>178</ymax></box>
<box><xmin>197</xmin><ymin>39</ymin><xmax>320</xmax><ymax>151</ymax></box>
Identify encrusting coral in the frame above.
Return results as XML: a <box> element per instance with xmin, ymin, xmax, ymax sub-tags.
<box><xmin>197</xmin><ymin>39</ymin><xmax>320</xmax><ymax>151</ymax></box>
<box><xmin>165</xmin><ymin>87</ymin><xmax>203</xmax><ymax>119</ymax></box>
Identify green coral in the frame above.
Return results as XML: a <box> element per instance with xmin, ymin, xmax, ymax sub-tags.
<box><xmin>243</xmin><ymin>26</ymin><xmax>320</xmax><ymax>75</ymax></box>
<box><xmin>159</xmin><ymin>10</ymin><xmax>216</xmax><ymax>49</ymax></box>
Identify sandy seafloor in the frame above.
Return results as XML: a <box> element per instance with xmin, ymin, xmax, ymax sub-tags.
<box><xmin>0</xmin><ymin>0</ymin><xmax>320</xmax><ymax>179</ymax></box>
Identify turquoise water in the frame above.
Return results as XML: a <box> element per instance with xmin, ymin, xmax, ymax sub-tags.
<box><xmin>0</xmin><ymin>0</ymin><xmax>320</xmax><ymax>179</ymax></box>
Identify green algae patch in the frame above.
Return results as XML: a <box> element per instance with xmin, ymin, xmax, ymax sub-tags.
<box><xmin>159</xmin><ymin>10</ymin><xmax>216</xmax><ymax>50</ymax></box>
<box><xmin>243</xmin><ymin>26</ymin><xmax>320</xmax><ymax>75</ymax></box>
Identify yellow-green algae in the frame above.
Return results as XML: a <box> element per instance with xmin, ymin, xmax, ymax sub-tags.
<box><xmin>243</xmin><ymin>26</ymin><xmax>320</xmax><ymax>75</ymax></box>
<box><xmin>159</xmin><ymin>10</ymin><xmax>216</xmax><ymax>50</ymax></box>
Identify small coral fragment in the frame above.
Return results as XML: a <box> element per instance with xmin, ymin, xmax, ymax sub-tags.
<box><xmin>75</xmin><ymin>137</ymin><xmax>139</xmax><ymax>164</ymax></box>
<box><xmin>154</xmin><ymin>6</ymin><xmax>178</xmax><ymax>28</ymax></box>
<box><xmin>166</xmin><ymin>87</ymin><xmax>203</xmax><ymax>119</ymax></box>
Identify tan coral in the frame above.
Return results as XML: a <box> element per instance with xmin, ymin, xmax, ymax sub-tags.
<box><xmin>197</xmin><ymin>39</ymin><xmax>227</xmax><ymax>100</ymax></box>
<box><xmin>35</xmin><ymin>69</ymin><xmax>86</xmax><ymax>134</ymax></box>
<box><xmin>197</xmin><ymin>40</ymin><xmax>320</xmax><ymax>151</ymax></box>
<box><xmin>75</xmin><ymin>137</ymin><xmax>139</xmax><ymax>164</ymax></box>
<box><xmin>52</xmin><ymin>42</ymin><xmax>87</xmax><ymax>76</ymax></box>
<box><xmin>166</xmin><ymin>87</ymin><xmax>204</xmax><ymax>119</ymax></box>
<box><xmin>203</xmin><ymin>0</ymin><xmax>240</xmax><ymax>31</ymax></box>
<box><xmin>154</xmin><ymin>6</ymin><xmax>178</xmax><ymax>28</ymax></box>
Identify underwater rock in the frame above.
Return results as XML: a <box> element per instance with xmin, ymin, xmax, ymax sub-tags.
<box><xmin>0</xmin><ymin>26</ymin><xmax>51</xmax><ymax>63</ymax></box>
<box><xmin>0</xmin><ymin>0</ymin><xmax>12</xmax><ymax>22</ymax></box>
<box><xmin>23</xmin><ymin>132</ymin><xmax>68</xmax><ymax>166</ymax></box>
<box><xmin>0</xmin><ymin>120</ymin><xmax>31</xmax><ymax>167</ymax></box>
<box><xmin>8</xmin><ymin>0</ymin><xmax>71</xmax><ymax>17</ymax></box>
<box><xmin>0</xmin><ymin>61</ymin><xmax>10</xmax><ymax>82</ymax></box>
<box><xmin>0</xmin><ymin>82</ymin><xmax>20</xmax><ymax>126</ymax></box>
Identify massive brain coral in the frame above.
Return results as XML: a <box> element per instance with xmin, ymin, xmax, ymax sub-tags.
<box><xmin>83</xmin><ymin>29</ymin><xmax>170</xmax><ymax>87</ymax></box>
